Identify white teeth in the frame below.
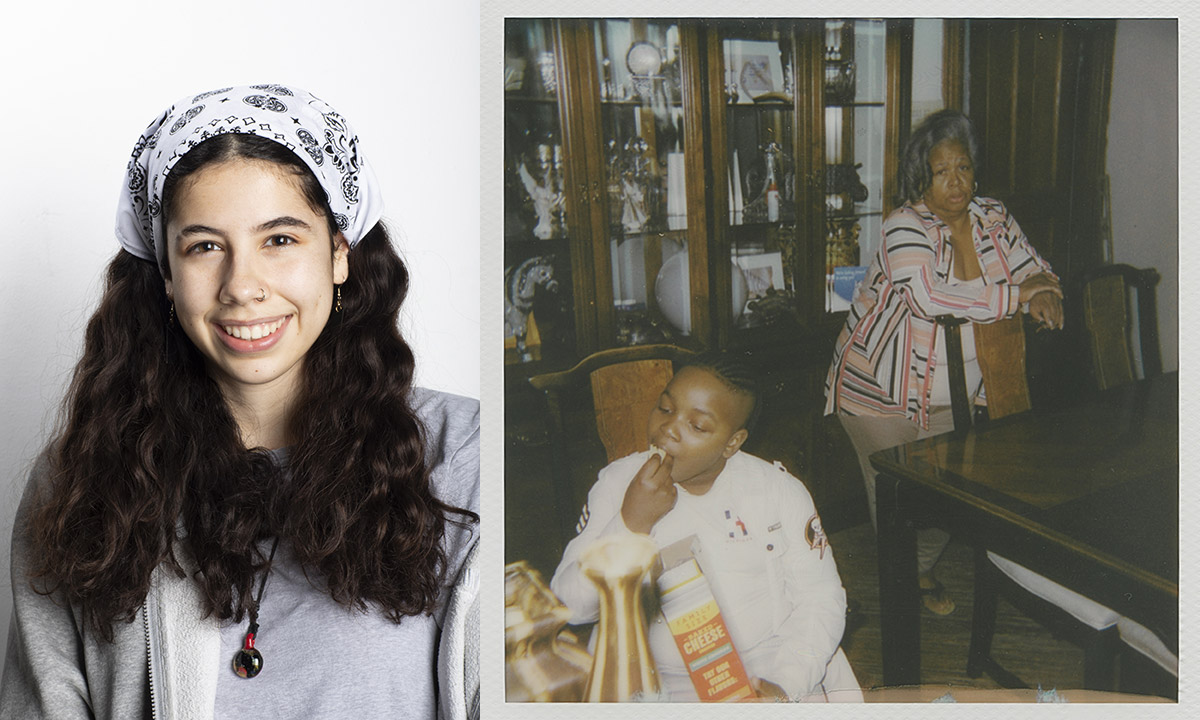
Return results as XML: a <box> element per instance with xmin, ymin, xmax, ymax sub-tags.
<box><xmin>222</xmin><ymin>319</ymin><xmax>283</xmax><ymax>341</ymax></box>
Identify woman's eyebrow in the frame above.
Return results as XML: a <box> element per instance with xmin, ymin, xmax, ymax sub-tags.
<box><xmin>255</xmin><ymin>216</ymin><xmax>312</xmax><ymax>232</ymax></box>
<box><xmin>177</xmin><ymin>224</ymin><xmax>225</xmax><ymax>239</ymax></box>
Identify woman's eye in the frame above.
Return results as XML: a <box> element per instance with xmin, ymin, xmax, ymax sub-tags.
<box><xmin>266</xmin><ymin>235</ymin><xmax>296</xmax><ymax>248</ymax></box>
<box><xmin>187</xmin><ymin>241</ymin><xmax>220</xmax><ymax>255</ymax></box>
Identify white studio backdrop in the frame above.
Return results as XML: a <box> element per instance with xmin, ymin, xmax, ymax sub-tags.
<box><xmin>0</xmin><ymin>0</ymin><xmax>480</xmax><ymax>678</ymax></box>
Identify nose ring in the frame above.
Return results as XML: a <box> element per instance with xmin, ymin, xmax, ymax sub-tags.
<box><xmin>256</xmin><ymin>288</ymin><xmax>266</xmax><ymax>303</ymax></box>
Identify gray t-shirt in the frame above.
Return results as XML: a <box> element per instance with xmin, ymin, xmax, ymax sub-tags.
<box><xmin>213</xmin><ymin>388</ymin><xmax>479</xmax><ymax>719</ymax></box>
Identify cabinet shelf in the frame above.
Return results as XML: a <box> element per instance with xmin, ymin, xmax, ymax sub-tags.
<box><xmin>504</xmin><ymin>94</ymin><xmax>561</xmax><ymax>105</ymax></box>
<box><xmin>826</xmin><ymin>210</ymin><xmax>883</xmax><ymax>221</ymax></box>
<box><xmin>609</xmin><ymin>227</ymin><xmax>688</xmax><ymax>242</ymax></box>
<box><xmin>727</xmin><ymin>102</ymin><xmax>795</xmax><ymax>111</ymax></box>
<box><xmin>824</xmin><ymin>101</ymin><xmax>885</xmax><ymax>108</ymax></box>
<box><xmin>726</xmin><ymin>221</ymin><xmax>797</xmax><ymax>232</ymax></box>
<box><xmin>504</xmin><ymin>235</ymin><xmax>571</xmax><ymax>249</ymax></box>
<box><xmin>600</xmin><ymin>98</ymin><xmax>685</xmax><ymax>109</ymax></box>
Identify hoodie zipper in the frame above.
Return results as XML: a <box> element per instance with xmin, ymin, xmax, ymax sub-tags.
<box><xmin>143</xmin><ymin>599</ymin><xmax>159</xmax><ymax>720</ymax></box>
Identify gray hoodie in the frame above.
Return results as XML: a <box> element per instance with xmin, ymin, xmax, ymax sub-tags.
<box><xmin>1</xmin><ymin>389</ymin><xmax>479</xmax><ymax>720</ymax></box>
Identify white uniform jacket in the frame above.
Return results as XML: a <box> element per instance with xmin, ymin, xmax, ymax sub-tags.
<box><xmin>551</xmin><ymin>450</ymin><xmax>860</xmax><ymax>701</ymax></box>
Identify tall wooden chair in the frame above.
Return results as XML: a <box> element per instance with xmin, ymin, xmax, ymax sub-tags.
<box><xmin>529</xmin><ymin>345</ymin><xmax>697</xmax><ymax>551</ymax></box>
<box><xmin>937</xmin><ymin>314</ymin><xmax>1032</xmax><ymax>432</ymax></box>
<box><xmin>936</xmin><ymin>315</ymin><xmax>1124</xmax><ymax>690</ymax></box>
<box><xmin>1081</xmin><ymin>264</ymin><xmax>1161</xmax><ymax>390</ymax></box>
<box><xmin>1081</xmin><ymin>264</ymin><xmax>1175</xmax><ymax>688</ymax></box>
<box><xmin>956</xmin><ymin>268</ymin><xmax>1174</xmax><ymax>692</ymax></box>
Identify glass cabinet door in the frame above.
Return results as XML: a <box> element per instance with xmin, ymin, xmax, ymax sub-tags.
<box><xmin>706</xmin><ymin>19</ymin><xmax>904</xmax><ymax>340</ymax></box>
<box><xmin>823</xmin><ymin>19</ymin><xmax>889</xmax><ymax>313</ymax></box>
<box><xmin>504</xmin><ymin>20</ymin><xmax>577</xmax><ymax>366</ymax></box>
<box><xmin>590</xmin><ymin>19</ymin><xmax>701</xmax><ymax>347</ymax></box>
<box><xmin>712</xmin><ymin>22</ymin><xmax>801</xmax><ymax>335</ymax></box>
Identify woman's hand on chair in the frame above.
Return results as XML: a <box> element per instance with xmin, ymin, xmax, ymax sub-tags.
<box><xmin>1027</xmin><ymin>290</ymin><xmax>1064</xmax><ymax>331</ymax></box>
<box><xmin>621</xmin><ymin>453</ymin><xmax>677</xmax><ymax>535</ymax></box>
<box><xmin>1017</xmin><ymin>272</ymin><xmax>1062</xmax><ymax>304</ymax></box>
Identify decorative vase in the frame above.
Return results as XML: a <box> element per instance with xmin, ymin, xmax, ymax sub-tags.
<box><xmin>655</xmin><ymin>252</ymin><xmax>747</xmax><ymax>335</ymax></box>
<box><xmin>578</xmin><ymin>534</ymin><xmax>662</xmax><ymax>702</ymax></box>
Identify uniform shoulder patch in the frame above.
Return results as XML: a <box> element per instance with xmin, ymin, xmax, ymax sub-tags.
<box><xmin>805</xmin><ymin>513</ymin><xmax>829</xmax><ymax>559</ymax></box>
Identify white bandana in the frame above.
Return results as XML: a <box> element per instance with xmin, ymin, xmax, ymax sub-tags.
<box><xmin>115</xmin><ymin>83</ymin><xmax>384</xmax><ymax>271</ymax></box>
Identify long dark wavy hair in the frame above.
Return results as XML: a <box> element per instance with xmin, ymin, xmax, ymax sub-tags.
<box><xmin>28</xmin><ymin>133</ymin><xmax>476</xmax><ymax>640</ymax></box>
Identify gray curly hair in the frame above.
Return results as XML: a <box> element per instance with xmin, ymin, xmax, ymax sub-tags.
<box><xmin>897</xmin><ymin>109</ymin><xmax>980</xmax><ymax>204</ymax></box>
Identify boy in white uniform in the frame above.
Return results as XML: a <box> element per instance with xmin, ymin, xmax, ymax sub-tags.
<box><xmin>551</xmin><ymin>354</ymin><xmax>860</xmax><ymax>702</ymax></box>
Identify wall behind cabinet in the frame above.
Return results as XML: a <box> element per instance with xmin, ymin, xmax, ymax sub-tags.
<box><xmin>1107</xmin><ymin>19</ymin><xmax>1178</xmax><ymax>372</ymax></box>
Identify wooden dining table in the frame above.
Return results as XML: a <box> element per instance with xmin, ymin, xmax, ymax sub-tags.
<box><xmin>871</xmin><ymin>372</ymin><xmax>1178</xmax><ymax>687</ymax></box>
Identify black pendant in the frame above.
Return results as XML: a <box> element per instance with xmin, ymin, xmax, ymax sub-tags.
<box><xmin>233</xmin><ymin>646</ymin><xmax>263</xmax><ymax>678</ymax></box>
<box><xmin>236</xmin><ymin>540</ymin><xmax>278</xmax><ymax>679</ymax></box>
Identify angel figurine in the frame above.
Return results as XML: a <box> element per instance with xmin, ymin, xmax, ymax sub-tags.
<box><xmin>620</xmin><ymin>176</ymin><xmax>648</xmax><ymax>233</ymax></box>
<box><xmin>518</xmin><ymin>162</ymin><xmax>560</xmax><ymax>240</ymax></box>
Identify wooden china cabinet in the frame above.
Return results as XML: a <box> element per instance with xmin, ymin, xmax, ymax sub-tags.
<box><xmin>503</xmin><ymin>18</ymin><xmax>912</xmax><ymax>371</ymax></box>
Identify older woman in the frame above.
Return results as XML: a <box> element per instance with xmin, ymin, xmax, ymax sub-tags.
<box><xmin>824</xmin><ymin>110</ymin><xmax>1062</xmax><ymax>615</ymax></box>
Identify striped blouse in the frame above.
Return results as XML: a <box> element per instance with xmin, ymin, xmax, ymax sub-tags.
<box><xmin>823</xmin><ymin>197</ymin><xmax>1054</xmax><ymax>428</ymax></box>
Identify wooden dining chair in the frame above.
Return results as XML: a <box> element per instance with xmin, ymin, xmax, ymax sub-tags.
<box><xmin>937</xmin><ymin>314</ymin><xmax>1032</xmax><ymax>432</ymax></box>
<box><xmin>937</xmin><ymin>315</ymin><xmax>1124</xmax><ymax>690</ymax></box>
<box><xmin>953</xmin><ymin>273</ymin><xmax>1175</xmax><ymax>692</ymax></box>
<box><xmin>1081</xmin><ymin>264</ymin><xmax>1162</xmax><ymax>390</ymax></box>
<box><xmin>1081</xmin><ymin>264</ymin><xmax>1176</xmax><ymax>689</ymax></box>
<box><xmin>529</xmin><ymin>344</ymin><xmax>698</xmax><ymax>551</ymax></box>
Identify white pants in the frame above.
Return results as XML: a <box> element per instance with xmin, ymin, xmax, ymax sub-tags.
<box><xmin>838</xmin><ymin>406</ymin><xmax>959</xmax><ymax>575</ymax></box>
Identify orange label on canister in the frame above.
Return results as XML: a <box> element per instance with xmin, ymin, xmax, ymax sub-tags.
<box><xmin>661</xmin><ymin>573</ymin><xmax>753</xmax><ymax>702</ymax></box>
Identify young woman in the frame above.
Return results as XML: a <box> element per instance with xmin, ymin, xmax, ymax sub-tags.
<box><xmin>1</xmin><ymin>84</ymin><xmax>479</xmax><ymax>719</ymax></box>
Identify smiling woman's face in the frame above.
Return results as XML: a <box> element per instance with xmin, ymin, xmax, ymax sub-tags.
<box><xmin>163</xmin><ymin>159</ymin><xmax>348</xmax><ymax>399</ymax></box>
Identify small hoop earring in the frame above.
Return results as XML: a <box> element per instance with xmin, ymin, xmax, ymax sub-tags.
<box><xmin>335</xmin><ymin>285</ymin><xmax>343</xmax><ymax>313</ymax></box>
<box><xmin>256</xmin><ymin>288</ymin><xmax>267</xmax><ymax>303</ymax></box>
<box><xmin>973</xmin><ymin>181</ymin><xmax>979</xmax><ymax>193</ymax></box>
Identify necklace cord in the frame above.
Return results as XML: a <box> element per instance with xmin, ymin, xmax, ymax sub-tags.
<box><xmin>233</xmin><ymin>537</ymin><xmax>280</xmax><ymax>678</ymax></box>
<box><xmin>246</xmin><ymin>538</ymin><xmax>281</xmax><ymax>635</ymax></box>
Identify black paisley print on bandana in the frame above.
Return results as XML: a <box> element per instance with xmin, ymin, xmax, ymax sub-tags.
<box><xmin>117</xmin><ymin>83</ymin><xmax>379</xmax><ymax>269</ymax></box>
<box><xmin>243</xmin><ymin>95</ymin><xmax>288</xmax><ymax>113</ymax></box>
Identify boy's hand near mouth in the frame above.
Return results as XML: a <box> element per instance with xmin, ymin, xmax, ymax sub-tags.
<box><xmin>621</xmin><ymin>451</ymin><xmax>676</xmax><ymax>534</ymax></box>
